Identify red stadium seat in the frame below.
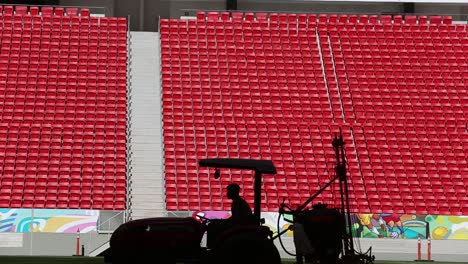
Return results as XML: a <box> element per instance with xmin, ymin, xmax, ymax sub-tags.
<box><xmin>221</xmin><ymin>12</ymin><xmax>230</xmax><ymax>21</ymax></box>
<box><xmin>196</xmin><ymin>11</ymin><xmax>205</xmax><ymax>21</ymax></box>
<box><xmin>55</xmin><ymin>7</ymin><xmax>64</xmax><ymax>16</ymax></box>
<box><xmin>418</xmin><ymin>15</ymin><xmax>428</xmax><ymax>24</ymax></box>
<box><xmin>231</xmin><ymin>12</ymin><xmax>243</xmax><ymax>22</ymax></box>
<box><xmin>358</xmin><ymin>15</ymin><xmax>368</xmax><ymax>23</ymax></box>
<box><xmin>66</xmin><ymin>7</ymin><xmax>78</xmax><ymax>16</ymax></box>
<box><xmin>15</xmin><ymin>5</ymin><xmax>28</xmax><ymax>15</ymax></box>
<box><xmin>443</xmin><ymin>16</ymin><xmax>453</xmax><ymax>24</ymax></box>
<box><xmin>4</xmin><ymin>5</ymin><xmax>13</xmax><ymax>15</ymax></box>
<box><xmin>430</xmin><ymin>15</ymin><xmax>442</xmax><ymax>24</ymax></box>
<box><xmin>405</xmin><ymin>15</ymin><xmax>417</xmax><ymax>24</ymax></box>
<box><xmin>41</xmin><ymin>6</ymin><xmax>54</xmax><ymax>16</ymax></box>
<box><xmin>207</xmin><ymin>12</ymin><xmax>219</xmax><ymax>21</ymax></box>
<box><xmin>81</xmin><ymin>8</ymin><xmax>90</xmax><ymax>16</ymax></box>
<box><xmin>393</xmin><ymin>15</ymin><xmax>403</xmax><ymax>24</ymax></box>
<box><xmin>380</xmin><ymin>15</ymin><xmax>392</xmax><ymax>24</ymax></box>
<box><xmin>30</xmin><ymin>6</ymin><xmax>39</xmax><ymax>15</ymax></box>
<box><xmin>256</xmin><ymin>12</ymin><xmax>268</xmax><ymax>22</ymax></box>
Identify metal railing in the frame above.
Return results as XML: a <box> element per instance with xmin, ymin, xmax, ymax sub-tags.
<box><xmin>96</xmin><ymin>211</ymin><xmax>125</xmax><ymax>234</ymax></box>
<box><xmin>82</xmin><ymin>211</ymin><xmax>125</xmax><ymax>257</ymax></box>
<box><xmin>126</xmin><ymin>14</ymin><xmax>134</xmax><ymax>222</ymax></box>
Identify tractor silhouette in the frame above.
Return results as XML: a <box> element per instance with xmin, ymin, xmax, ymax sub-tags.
<box><xmin>106</xmin><ymin>130</ymin><xmax>375</xmax><ymax>264</ymax></box>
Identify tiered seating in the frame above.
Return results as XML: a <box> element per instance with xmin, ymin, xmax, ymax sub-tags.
<box><xmin>328</xmin><ymin>19</ymin><xmax>466</xmax><ymax>125</ymax></box>
<box><xmin>161</xmin><ymin>12</ymin><xmax>468</xmax><ymax>215</ymax></box>
<box><xmin>161</xmin><ymin>13</ymin><xmax>362</xmax><ymax>212</ymax></box>
<box><xmin>353</xmin><ymin>124</ymin><xmax>467</xmax><ymax>215</ymax></box>
<box><xmin>0</xmin><ymin>5</ymin><xmax>128</xmax><ymax>210</ymax></box>
<box><xmin>326</xmin><ymin>15</ymin><xmax>468</xmax><ymax>215</ymax></box>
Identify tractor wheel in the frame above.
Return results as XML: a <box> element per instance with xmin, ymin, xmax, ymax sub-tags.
<box><xmin>210</xmin><ymin>231</ymin><xmax>281</xmax><ymax>264</ymax></box>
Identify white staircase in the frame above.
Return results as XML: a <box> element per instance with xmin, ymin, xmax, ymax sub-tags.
<box><xmin>127</xmin><ymin>32</ymin><xmax>166</xmax><ymax>220</ymax></box>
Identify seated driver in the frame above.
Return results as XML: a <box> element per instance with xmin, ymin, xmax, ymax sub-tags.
<box><xmin>205</xmin><ymin>183</ymin><xmax>255</xmax><ymax>248</ymax></box>
<box><xmin>226</xmin><ymin>183</ymin><xmax>255</xmax><ymax>225</ymax></box>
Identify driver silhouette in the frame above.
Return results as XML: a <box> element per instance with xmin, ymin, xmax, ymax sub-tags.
<box><xmin>226</xmin><ymin>183</ymin><xmax>255</xmax><ymax>225</ymax></box>
<box><xmin>205</xmin><ymin>183</ymin><xmax>255</xmax><ymax>248</ymax></box>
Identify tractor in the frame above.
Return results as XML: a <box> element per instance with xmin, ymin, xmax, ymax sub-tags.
<box><xmin>106</xmin><ymin>158</ymin><xmax>282</xmax><ymax>264</ymax></box>
<box><xmin>106</xmin><ymin>129</ymin><xmax>375</xmax><ymax>264</ymax></box>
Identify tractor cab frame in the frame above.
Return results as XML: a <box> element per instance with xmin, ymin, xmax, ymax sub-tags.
<box><xmin>198</xmin><ymin>158</ymin><xmax>277</xmax><ymax>226</ymax></box>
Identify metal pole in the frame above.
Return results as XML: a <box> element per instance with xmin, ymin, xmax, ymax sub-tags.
<box><xmin>427</xmin><ymin>236</ymin><xmax>432</xmax><ymax>261</ymax></box>
<box><xmin>127</xmin><ymin>14</ymin><xmax>131</xmax><ymax>33</ymax></box>
<box><xmin>254</xmin><ymin>170</ymin><xmax>262</xmax><ymax>225</ymax></box>
<box><xmin>29</xmin><ymin>209</ymin><xmax>34</xmax><ymax>256</ymax></box>
<box><xmin>157</xmin><ymin>15</ymin><xmax>160</xmax><ymax>32</ymax></box>
<box><xmin>425</xmin><ymin>221</ymin><xmax>430</xmax><ymax>239</ymax></box>
<box><xmin>333</xmin><ymin>132</ymin><xmax>349</xmax><ymax>256</ymax></box>
<box><xmin>417</xmin><ymin>234</ymin><xmax>421</xmax><ymax>261</ymax></box>
<box><xmin>76</xmin><ymin>228</ymin><xmax>80</xmax><ymax>256</ymax></box>
<box><xmin>139</xmin><ymin>0</ymin><xmax>145</xmax><ymax>31</ymax></box>
<box><xmin>340</xmin><ymin>131</ymin><xmax>355</xmax><ymax>255</ymax></box>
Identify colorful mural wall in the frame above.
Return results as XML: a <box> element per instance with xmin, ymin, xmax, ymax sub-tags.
<box><xmin>0</xmin><ymin>209</ymin><xmax>99</xmax><ymax>233</ymax></box>
<box><xmin>352</xmin><ymin>214</ymin><xmax>468</xmax><ymax>240</ymax></box>
<box><xmin>192</xmin><ymin>211</ymin><xmax>468</xmax><ymax>240</ymax></box>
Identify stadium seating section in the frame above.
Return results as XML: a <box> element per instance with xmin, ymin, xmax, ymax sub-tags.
<box><xmin>161</xmin><ymin>12</ymin><xmax>468</xmax><ymax>215</ymax></box>
<box><xmin>0</xmin><ymin>5</ymin><xmax>127</xmax><ymax>210</ymax></box>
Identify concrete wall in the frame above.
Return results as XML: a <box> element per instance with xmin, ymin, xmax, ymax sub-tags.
<box><xmin>4</xmin><ymin>0</ymin><xmax>58</xmax><ymax>5</ymax></box>
<box><xmin>237</xmin><ymin>0</ymin><xmax>404</xmax><ymax>14</ymax></box>
<box><xmin>114</xmin><ymin>0</ymin><xmax>143</xmax><ymax>31</ymax></box>
<box><xmin>59</xmin><ymin>0</ymin><xmax>114</xmax><ymax>15</ymax></box>
<box><xmin>415</xmin><ymin>3</ymin><xmax>463</xmax><ymax>15</ymax></box>
<box><xmin>149</xmin><ymin>0</ymin><xmax>226</xmax><ymax>32</ymax></box>
<box><xmin>126</xmin><ymin>0</ymin><xmax>468</xmax><ymax>31</ymax></box>
<box><xmin>0</xmin><ymin>232</ymin><xmax>109</xmax><ymax>256</ymax></box>
<box><xmin>59</xmin><ymin>0</ymin><xmax>468</xmax><ymax>31</ymax></box>
<box><xmin>414</xmin><ymin>3</ymin><xmax>468</xmax><ymax>21</ymax></box>
<box><xmin>156</xmin><ymin>0</ymin><xmax>406</xmax><ymax>20</ymax></box>
<box><xmin>143</xmin><ymin>1</ymin><xmax>161</xmax><ymax>32</ymax></box>
<box><xmin>163</xmin><ymin>0</ymin><xmax>225</xmax><ymax>18</ymax></box>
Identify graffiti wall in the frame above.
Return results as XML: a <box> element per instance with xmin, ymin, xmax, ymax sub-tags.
<box><xmin>192</xmin><ymin>211</ymin><xmax>468</xmax><ymax>240</ymax></box>
<box><xmin>352</xmin><ymin>214</ymin><xmax>468</xmax><ymax>240</ymax></box>
<box><xmin>0</xmin><ymin>209</ymin><xmax>99</xmax><ymax>233</ymax></box>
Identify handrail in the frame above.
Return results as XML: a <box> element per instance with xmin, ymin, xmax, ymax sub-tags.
<box><xmin>126</xmin><ymin>13</ymin><xmax>133</xmax><ymax>222</ymax></box>
<box><xmin>96</xmin><ymin>211</ymin><xmax>125</xmax><ymax>234</ymax></box>
<box><xmin>80</xmin><ymin>211</ymin><xmax>126</xmax><ymax>257</ymax></box>
<box><xmin>88</xmin><ymin>240</ymin><xmax>110</xmax><ymax>257</ymax></box>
